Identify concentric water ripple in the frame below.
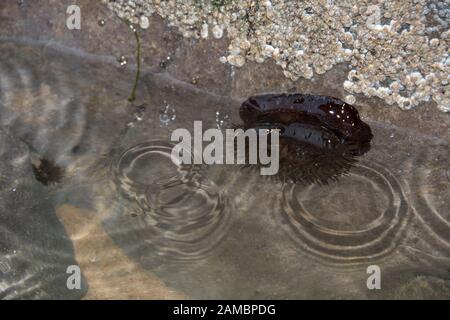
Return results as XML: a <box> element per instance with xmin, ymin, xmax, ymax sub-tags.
<box><xmin>110</xmin><ymin>140</ymin><xmax>233</xmax><ymax>261</ymax></box>
<box><xmin>279</xmin><ymin>160</ymin><xmax>411</xmax><ymax>265</ymax></box>
<box><xmin>409</xmin><ymin>148</ymin><xmax>450</xmax><ymax>255</ymax></box>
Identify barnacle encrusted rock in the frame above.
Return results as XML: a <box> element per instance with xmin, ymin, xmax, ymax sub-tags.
<box><xmin>103</xmin><ymin>0</ymin><xmax>450</xmax><ymax>113</ymax></box>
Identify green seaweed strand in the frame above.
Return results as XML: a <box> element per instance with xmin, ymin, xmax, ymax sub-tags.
<box><xmin>128</xmin><ymin>28</ymin><xmax>141</xmax><ymax>102</ymax></box>
<box><xmin>121</xmin><ymin>18</ymin><xmax>142</xmax><ymax>103</ymax></box>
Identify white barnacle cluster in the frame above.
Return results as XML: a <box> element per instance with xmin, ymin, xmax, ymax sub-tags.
<box><xmin>103</xmin><ymin>0</ymin><xmax>450</xmax><ymax>113</ymax></box>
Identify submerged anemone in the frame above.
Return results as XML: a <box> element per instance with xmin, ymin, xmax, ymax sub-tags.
<box><xmin>239</xmin><ymin>93</ymin><xmax>373</xmax><ymax>184</ymax></box>
<box><xmin>31</xmin><ymin>157</ymin><xmax>64</xmax><ymax>186</ymax></box>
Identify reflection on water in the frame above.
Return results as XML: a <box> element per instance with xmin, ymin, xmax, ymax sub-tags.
<box><xmin>0</xmin><ymin>40</ymin><xmax>449</xmax><ymax>299</ymax></box>
<box><xmin>0</xmin><ymin>46</ymin><xmax>88</xmax><ymax>163</ymax></box>
<box><xmin>0</xmin><ymin>129</ymin><xmax>87</xmax><ymax>299</ymax></box>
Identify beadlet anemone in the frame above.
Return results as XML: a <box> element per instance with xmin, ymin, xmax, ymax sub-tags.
<box><xmin>239</xmin><ymin>93</ymin><xmax>373</xmax><ymax>184</ymax></box>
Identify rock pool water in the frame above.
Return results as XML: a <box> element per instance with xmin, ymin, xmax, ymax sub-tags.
<box><xmin>0</xmin><ymin>37</ymin><xmax>448</xmax><ymax>299</ymax></box>
<box><xmin>0</xmin><ymin>0</ymin><xmax>450</xmax><ymax>299</ymax></box>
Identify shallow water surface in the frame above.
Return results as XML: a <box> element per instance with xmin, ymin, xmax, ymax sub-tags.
<box><xmin>0</xmin><ymin>40</ymin><xmax>449</xmax><ymax>299</ymax></box>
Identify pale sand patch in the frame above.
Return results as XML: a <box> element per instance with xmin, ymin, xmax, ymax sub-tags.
<box><xmin>56</xmin><ymin>204</ymin><xmax>186</xmax><ymax>299</ymax></box>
